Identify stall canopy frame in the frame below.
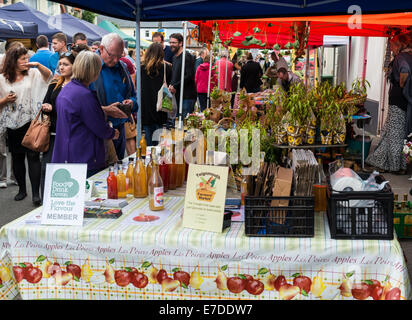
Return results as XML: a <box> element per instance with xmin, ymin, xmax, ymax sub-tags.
<box><xmin>48</xmin><ymin>0</ymin><xmax>412</xmax><ymax>142</ymax></box>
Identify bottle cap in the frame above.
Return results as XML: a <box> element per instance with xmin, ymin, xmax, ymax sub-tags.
<box><xmin>129</xmin><ymin>157</ymin><xmax>134</xmax><ymax>161</ymax></box>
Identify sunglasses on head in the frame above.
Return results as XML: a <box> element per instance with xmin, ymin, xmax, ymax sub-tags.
<box><xmin>60</xmin><ymin>51</ymin><xmax>74</xmax><ymax>58</ymax></box>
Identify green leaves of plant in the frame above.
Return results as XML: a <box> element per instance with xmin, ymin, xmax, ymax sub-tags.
<box><xmin>172</xmin><ymin>267</ymin><xmax>180</xmax><ymax>273</ymax></box>
<box><xmin>141</xmin><ymin>261</ymin><xmax>151</xmax><ymax>269</ymax></box>
<box><xmin>258</xmin><ymin>268</ymin><xmax>269</xmax><ymax>275</ymax></box>
<box><xmin>233</xmin><ymin>31</ymin><xmax>241</xmax><ymax>37</ymax></box>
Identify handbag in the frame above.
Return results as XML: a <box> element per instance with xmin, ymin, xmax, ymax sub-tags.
<box><xmin>156</xmin><ymin>63</ymin><xmax>173</xmax><ymax>113</ymax></box>
<box><xmin>21</xmin><ymin>110</ymin><xmax>50</xmax><ymax>152</ymax></box>
<box><xmin>124</xmin><ymin>116</ymin><xmax>137</xmax><ymax>139</ymax></box>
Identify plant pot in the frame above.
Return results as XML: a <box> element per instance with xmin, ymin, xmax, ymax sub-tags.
<box><xmin>210</xmin><ymin>99</ymin><xmax>221</xmax><ymax>109</ymax></box>
<box><xmin>288</xmin><ymin>134</ymin><xmax>303</xmax><ymax>146</ymax></box>
<box><xmin>333</xmin><ymin>130</ymin><xmax>346</xmax><ymax>144</ymax></box>
<box><xmin>209</xmin><ymin>108</ymin><xmax>221</xmax><ymax>123</ymax></box>
<box><xmin>288</xmin><ymin>124</ymin><xmax>303</xmax><ymax>146</ymax></box>
<box><xmin>321</xmin><ymin>130</ymin><xmax>332</xmax><ymax>145</ymax></box>
<box><xmin>306</xmin><ymin>125</ymin><xmax>316</xmax><ymax>145</ymax></box>
<box><xmin>275</xmin><ymin>129</ymin><xmax>288</xmax><ymax>145</ymax></box>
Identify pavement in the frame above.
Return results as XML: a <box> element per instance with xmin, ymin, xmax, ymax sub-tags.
<box><xmin>1</xmin><ymin>148</ymin><xmax>412</xmax><ymax>295</ymax></box>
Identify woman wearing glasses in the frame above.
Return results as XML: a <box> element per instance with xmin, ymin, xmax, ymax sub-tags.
<box><xmin>40</xmin><ymin>51</ymin><xmax>76</xmax><ymax>200</ymax></box>
<box><xmin>0</xmin><ymin>45</ymin><xmax>52</xmax><ymax>205</ymax></box>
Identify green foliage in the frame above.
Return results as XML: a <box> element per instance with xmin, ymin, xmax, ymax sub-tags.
<box><xmin>81</xmin><ymin>10</ymin><xmax>97</xmax><ymax>24</ymax></box>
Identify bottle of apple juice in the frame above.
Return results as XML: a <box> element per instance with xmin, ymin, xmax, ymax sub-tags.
<box><xmin>148</xmin><ymin>153</ymin><xmax>164</xmax><ymax>211</ymax></box>
<box><xmin>133</xmin><ymin>147</ymin><xmax>147</xmax><ymax>198</ymax></box>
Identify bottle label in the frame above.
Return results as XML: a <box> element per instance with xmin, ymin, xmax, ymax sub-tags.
<box><xmin>153</xmin><ymin>187</ymin><xmax>164</xmax><ymax>207</ymax></box>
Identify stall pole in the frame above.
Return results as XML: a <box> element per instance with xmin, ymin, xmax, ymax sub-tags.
<box><xmin>207</xmin><ymin>50</ymin><xmax>212</xmax><ymax>109</ymax></box>
<box><xmin>178</xmin><ymin>21</ymin><xmax>188</xmax><ymax>129</ymax></box>
<box><xmin>224</xmin><ymin>51</ymin><xmax>228</xmax><ymax>91</ymax></box>
<box><xmin>135</xmin><ymin>0</ymin><xmax>142</xmax><ymax>142</ymax></box>
<box><xmin>218</xmin><ymin>44</ymin><xmax>221</xmax><ymax>89</ymax></box>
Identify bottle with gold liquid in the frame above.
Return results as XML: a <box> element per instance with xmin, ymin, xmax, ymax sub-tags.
<box><xmin>313</xmin><ymin>155</ymin><xmax>327</xmax><ymax>212</ymax></box>
<box><xmin>148</xmin><ymin>153</ymin><xmax>164</xmax><ymax>211</ymax></box>
<box><xmin>133</xmin><ymin>148</ymin><xmax>147</xmax><ymax>198</ymax></box>
<box><xmin>241</xmin><ymin>175</ymin><xmax>248</xmax><ymax>206</ymax></box>
<box><xmin>126</xmin><ymin>157</ymin><xmax>134</xmax><ymax>195</ymax></box>
<box><xmin>116</xmin><ymin>161</ymin><xmax>127</xmax><ymax>198</ymax></box>
<box><xmin>139</xmin><ymin>131</ymin><xmax>147</xmax><ymax>159</ymax></box>
<box><xmin>168</xmin><ymin>144</ymin><xmax>177</xmax><ymax>190</ymax></box>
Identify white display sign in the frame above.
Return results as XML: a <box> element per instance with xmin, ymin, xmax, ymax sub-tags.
<box><xmin>41</xmin><ymin>163</ymin><xmax>87</xmax><ymax>226</ymax></box>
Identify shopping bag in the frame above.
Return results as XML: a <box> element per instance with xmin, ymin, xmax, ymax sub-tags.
<box><xmin>21</xmin><ymin>110</ymin><xmax>50</xmax><ymax>152</ymax></box>
<box><xmin>156</xmin><ymin>63</ymin><xmax>173</xmax><ymax>113</ymax></box>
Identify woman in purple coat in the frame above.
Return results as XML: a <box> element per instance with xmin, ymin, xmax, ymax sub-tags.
<box><xmin>52</xmin><ymin>51</ymin><xmax>119</xmax><ymax>178</ymax></box>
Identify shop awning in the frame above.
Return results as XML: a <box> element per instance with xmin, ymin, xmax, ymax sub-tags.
<box><xmin>49</xmin><ymin>0</ymin><xmax>412</xmax><ymax>21</ymax></box>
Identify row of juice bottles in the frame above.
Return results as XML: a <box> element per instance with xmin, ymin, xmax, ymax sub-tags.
<box><xmin>106</xmin><ymin>144</ymin><xmax>188</xmax><ymax>211</ymax></box>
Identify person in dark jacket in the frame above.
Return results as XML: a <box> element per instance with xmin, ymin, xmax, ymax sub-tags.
<box><xmin>195</xmin><ymin>47</ymin><xmax>209</xmax><ymax>72</ymax></box>
<box><xmin>240</xmin><ymin>52</ymin><xmax>263</xmax><ymax>93</ymax></box>
<box><xmin>90</xmin><ymin>33</ymin><xmax>137</xmax><ymax>161</ymax></box>
<box><xmin>168</xmin><ymin>33</ymin><xmax>197</xmax><ymax>120</ymax></box>
<box><xmin>52</xmin><ymin>51</ymin><xmax>119</xmax><ymax>178</ymax></box>
<box><xmin>40</xmin><ymin>51</ymin><xmax>76</xmax><ymax>200</ymax></box>
<box><xmin>141</xmin><ymin>43</ymin><xmax>172</xmax><ymax>146</ymax></box>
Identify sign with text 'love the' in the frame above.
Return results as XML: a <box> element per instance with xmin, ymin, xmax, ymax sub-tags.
<box><xmin>41</xmin><ymin>163</ymin><xmax>87</xmax><ymax>226</ymax></box>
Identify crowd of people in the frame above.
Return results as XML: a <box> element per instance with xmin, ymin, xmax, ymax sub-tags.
<box><xmin>0</xmin><ymin>29</ymin><xmax>300</xmax><ymax>206</ymax></box>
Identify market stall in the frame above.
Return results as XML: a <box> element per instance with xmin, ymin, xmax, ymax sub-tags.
<box><xmin>0</xmin><ymin>0</ymin><xmax>410</xmax><ymax>302</ymax></box>
<box><xmin>0</xmin><ymin>165</ymin><xmax>410</xmax><ymax>300</ymax></box>
<box><xmin>0</xmin><ymin>19</ymin><xmax>38</xmax><ymax>40</ymax></box>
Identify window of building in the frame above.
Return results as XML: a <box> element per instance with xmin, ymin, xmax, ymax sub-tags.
<box><xmin>145</xmin><ymin>30</ymin><xmax>149</xmax><ymax>38</ymax></box>
<box><xmin>47</xmin><ymin>1</ymin><xmax>55</xmax><ymax>15</ymax></box>
<box><xmin>24</xmin><ymin>0</ymin><xmax>37</xmax><ymax>10</ymax></box>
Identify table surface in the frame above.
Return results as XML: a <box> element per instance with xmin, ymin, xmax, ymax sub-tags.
<box><xmin>0</xmin><ymin>166</ymin><xmax>410</xmax><ymax>300</ymax></box>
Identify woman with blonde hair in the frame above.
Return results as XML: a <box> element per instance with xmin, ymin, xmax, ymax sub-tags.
<box><xmin>141</xmin><ymin>42</ymin><xmax>172</xmax><ymax>146</ymax></box>
<box><xmin>52</xmin><ymin>51</ymin><xmax>119</xmax><ymax>178</ymax></box>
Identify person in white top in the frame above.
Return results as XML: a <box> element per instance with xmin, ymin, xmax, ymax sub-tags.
<box><xmin>0</xmin><ymin>45</ymin><xmax>52</xmax><ymax>205</ymax></box>
<box><xmin>0</xmin><ymin>41</ymin><xmax>23</xmax><ymax>188</ymax></box>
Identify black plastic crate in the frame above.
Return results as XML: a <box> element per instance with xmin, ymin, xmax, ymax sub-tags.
<box><xmin>244</xmin><ymin>196</ymin><xmax>314</xmax><ymax>237</ymax></box>
<box><xmin>326</xmin><ymin>173</ymin><xmax>393</xmax><ymax>240</ymax></box>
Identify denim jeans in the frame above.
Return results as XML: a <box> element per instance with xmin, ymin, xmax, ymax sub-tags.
<box><xmin>143</xmin><ymin>124</ymin><xmax>162</xmax><ymax>147</ymax></box>
<box><xmin>112</xmin><ymin>124</ymin><xmax>126</xmax><ymax>161</ymax></box>
<box><xmin>182</xmin><ymin>99</ymin><xmax>196</xmax><ymax>119</ymax></box>
<box><xmin>197</xmin><ymin>93</ymin><xmax>208</xmax><ymax>112</ymax></box>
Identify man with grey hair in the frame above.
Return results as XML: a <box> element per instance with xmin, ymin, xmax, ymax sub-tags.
<box><xmin>90</xmin><ymin>33</ymin><xmax>138</xmax><ymax>161</ymax></box>
<box><xmin>195</xmin><ymin>47</ymin><xmax>209</xmax><ymax>72</ymax></box>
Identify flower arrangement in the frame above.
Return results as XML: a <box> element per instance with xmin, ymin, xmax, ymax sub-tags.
<box><xmin>403</xmin><ymin>133</ymin><xmax>412</xmax><ymax>163</ymax></box>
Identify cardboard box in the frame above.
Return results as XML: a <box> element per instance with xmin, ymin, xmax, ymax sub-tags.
<box><xmin>270</xmin><ymin>167</ymin><xmax>293</xmax><ymax>224</ymax></box>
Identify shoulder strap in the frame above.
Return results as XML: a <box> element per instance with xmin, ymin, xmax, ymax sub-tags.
<box><xmin>163</xmin><ymin>62</ymin><xmax>166</xmax><ymax>84</ymax></box>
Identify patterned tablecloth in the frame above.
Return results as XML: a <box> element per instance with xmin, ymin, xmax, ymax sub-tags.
<box><xmin>0</xmin><ymin>168</ymin><xmax>410</xmax><ymax>300</ymax></box>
